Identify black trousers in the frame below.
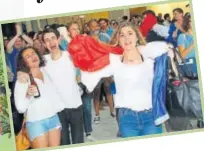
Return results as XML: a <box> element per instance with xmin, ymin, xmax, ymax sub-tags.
<box><xmin>58</xmin><ymin>105</ymin><xmax>84</xmax><ymax>145</ymax></box>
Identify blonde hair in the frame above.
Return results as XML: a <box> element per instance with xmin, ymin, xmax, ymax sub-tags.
<box><xmin>109</xmin><ymin>22</ymin><xmax>146</xmax><ymax>46</ymax></box>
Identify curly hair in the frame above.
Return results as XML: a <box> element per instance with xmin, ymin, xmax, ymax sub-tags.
<box><xmin>16</xmin><ymin>46</ymin><xmax>46</xmax><ymax>73</ymax></box>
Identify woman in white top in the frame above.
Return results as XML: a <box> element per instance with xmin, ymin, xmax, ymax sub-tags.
<box><xmin>79</xmin><ymin>22</ymin><xmax>175</xmax><ymax>138</ymax></box>
<box><xmin>14</xmin><ymin>47</ymin><xmax>63</xmax><ymax>148</ymax></box>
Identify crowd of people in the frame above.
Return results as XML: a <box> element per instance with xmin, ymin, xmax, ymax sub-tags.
<box><xmin>2</xmin><ymin>6</ymin><xmax>199</xmax><ymax>150</ymax></box>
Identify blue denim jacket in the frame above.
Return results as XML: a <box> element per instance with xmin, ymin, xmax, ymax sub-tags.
<box><xmin>152</xmin><ymin>52</ymin><xmax>169</xmax><ymax>125</ymax></box>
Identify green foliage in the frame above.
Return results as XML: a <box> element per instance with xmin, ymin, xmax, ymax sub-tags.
<box><xmin>0</xmin><ymin>57</ymin><xmax>5</xmax><ymax>88</ymax></box>
<box><xmin>0</xmin><ymin>52</ymin><xmax>11</xmax><ymax>138</ymax></box>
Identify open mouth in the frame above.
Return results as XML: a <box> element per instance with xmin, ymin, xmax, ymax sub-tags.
<box><xmin>124</xmin><ymin>42</ymin><xmax>131</xmax><ymax>46</ymax></box>
<box><xmin>50</xmin><ymin>46</ymin><xmax>57</xmax><ymax>50</ymax></box>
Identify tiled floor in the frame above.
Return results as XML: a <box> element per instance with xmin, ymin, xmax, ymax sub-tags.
<box><xmin>84</xmin><ymin>105</ymin><xmax>118</xmax><ymax>142</ymax></box>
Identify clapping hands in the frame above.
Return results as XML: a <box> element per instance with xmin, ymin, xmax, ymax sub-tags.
<box><xmin>15</xmin><ymin>23</ymin><xmax>22</xmax><ymax>36</ymax></box>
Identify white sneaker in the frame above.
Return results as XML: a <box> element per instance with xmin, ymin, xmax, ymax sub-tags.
<box><xmin>94</xmin><ymin>115</ymin><xmax>100</xmax><ymax>124</ymax></box>
<box><xmin>86</xmin><ymin>134</ymin><xmax>96</xmax><ymax>142</ymax></box>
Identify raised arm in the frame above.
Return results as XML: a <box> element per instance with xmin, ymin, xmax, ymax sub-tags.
<box><xmin>139</xmin><ymin>41</ymin><xmax>171</xmax><ymax>59</ymax></box>
<box><xmin>7</xmin><ymin>23</ymin><xmax>23</xmax><ymax>53</ymax></box>
<box><xmin>68</xmin><ymin>35</ymin><xmax>122</xmax><ymax>91</ymax></box>
<box><xmin>6</xmin><ymin>35</ymin><xmax>19</xmax><ymax>54</ymax></box>
<box><xmin>80</xmin><ymin>54</ymin><xmax>119</xmax><ymax>92</ymax></box>
<box><xmin>22</xmin><ymin>34</ymin><xmax>33</xmax><ymax>46</ymax></box>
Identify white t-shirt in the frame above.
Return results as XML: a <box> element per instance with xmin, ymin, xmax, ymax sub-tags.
<box><xmin>44</xmin><ymin>51</ymin><xmax>82</xmax><ymax>109</ymax></box>
<box><xmin>80</xmin><ymin>41</ymin><xmax>169</xmax><ymax>111</ymax></box>
<box><xmin>14</xmin><ymin>67</ymin><xmax>64</xmax><ymax>122</ymax></box>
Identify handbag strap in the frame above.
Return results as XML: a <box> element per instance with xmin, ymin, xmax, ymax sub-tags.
<box><xmin>172</xmin><ymin>48</ymin><xmax>194</xmax><ymax>79</ymax></box>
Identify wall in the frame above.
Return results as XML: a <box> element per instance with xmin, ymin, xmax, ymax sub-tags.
<box><xmin>83</xmin><ymin>11</ymin><xmax>109</xmax><ymax>22</ymax></box>
<box><xmin>109</xmin><ymin>9</ymin><xmax>130</xmax><ymax>21</ymax></box>
<box><xmin>129</xmin><ymin>6</ymin><xmax>146</xmax><ymax>16</ymax></box>
<box><xmin>22</xmin><ymin>1</ymin><xmax>191</xmax><ymax>32</ymax></box>
<box><xmin>146</xmin><ymin>1</ymin><xmax>190</xmax><ymax>17</ymax></box>
<box><xmin>45</xmin><ymin>11</ymin><xmax>109</xmax><ymax>27</ymax></box>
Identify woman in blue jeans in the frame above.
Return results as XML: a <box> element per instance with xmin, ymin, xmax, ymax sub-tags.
<box><xmin>78</xmin><ymin>22</ymin><xmax>176</xmax><ymax>138</ymax></box>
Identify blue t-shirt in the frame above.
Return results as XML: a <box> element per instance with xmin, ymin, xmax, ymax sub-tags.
<box><xmin>177</xmin><ymin>33</ymin><xmax>195</xmax><ymax>59</ymax></box>
<box><xmin>59</xmin><ymin>38</ymin><xmax>68</xmax><ymax>51</ymax></box>
<box><xmin>7</xmin><ymin>48</ymin><xmax>21</xmax><ymax>81</ymax></box>
<box><xmin>100</xmin><ymin>27</ymin><xmax>114</xmax><ymax>38</ymax></box>
<box><xmin>5</xmin><ymin>52</ymin><xmax>12</xmax><ymax>70</ymax></box>
<box><xmin>106</xmin><ymin>27</ymin><xmax>114</xmax><ymax>37</ymax></box>
<box><xmin>177</xmin><ymin>33</ymin><xmax>197</xmax><ymax>76</ymax></box>
<box><xmin>98</xmin><ymin>32</ymin><xmax>111</xmax><ymax>43</ymax></box>
<box><xmin>167</xmin><ymin>23</ymin><xmax>182</xmax><ymax>47</ymax></box>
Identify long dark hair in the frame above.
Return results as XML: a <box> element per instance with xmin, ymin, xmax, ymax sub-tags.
<box><xmin>182</xmin><ymin>12</ymin><xmax>191</xmax><ymax>32</ymax></box>
<box><xmin>16</xmin><ymin>46</ymin><xmax>46</xmax><ymax>73</ymax></box>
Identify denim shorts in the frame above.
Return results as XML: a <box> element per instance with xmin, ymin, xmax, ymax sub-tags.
<box><xmin>26</xmin><ymin>114</ymin><xmax>61</xmax><ymax>141</ymax></box>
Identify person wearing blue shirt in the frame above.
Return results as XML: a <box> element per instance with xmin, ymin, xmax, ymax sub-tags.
<box><xmin>177</xmin><ymin>12</ymin><xmax>197</xmax><ymax>76</ymax></box>
<box><xmin>7</xmin><ymin>48</ymin><xmax>20</xmax><ymax>82</ymax></box>
<box><xmin>6</xmin><ymin>23</ymin><xmax>33</xmax><ymax>81</ymax></box>
<box><xmin>59</xmin><ymin>38</ymin><xmax>68</xmax><ymax>51</ymax></box>
<box><xmin>177</xmin><ymin>13</ymin><xmax>204</xmax><ymax>128</ymax></box>
<box><xmin>98</xmin><ymin>18</ymin><xmax>114</xmax><ymax>38</ymax></box>
<box><xmin>5</xmin><ymin>23</ymin><xmax>33</xmax><ymax>136</ymax></box>
<box><xmin>167</xmin><ymin>8</ymin><xmax>185</xmax><ymax>47</ymax></box>
<box><xmin>88</xmin><ymin>19</ymin><xmax>111</xmax><ymax>43</ymax></box>
<box><xmin>178</xmin><ymin>33</ymin><xmax>195</xmax><ymax>59</ymax></box>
